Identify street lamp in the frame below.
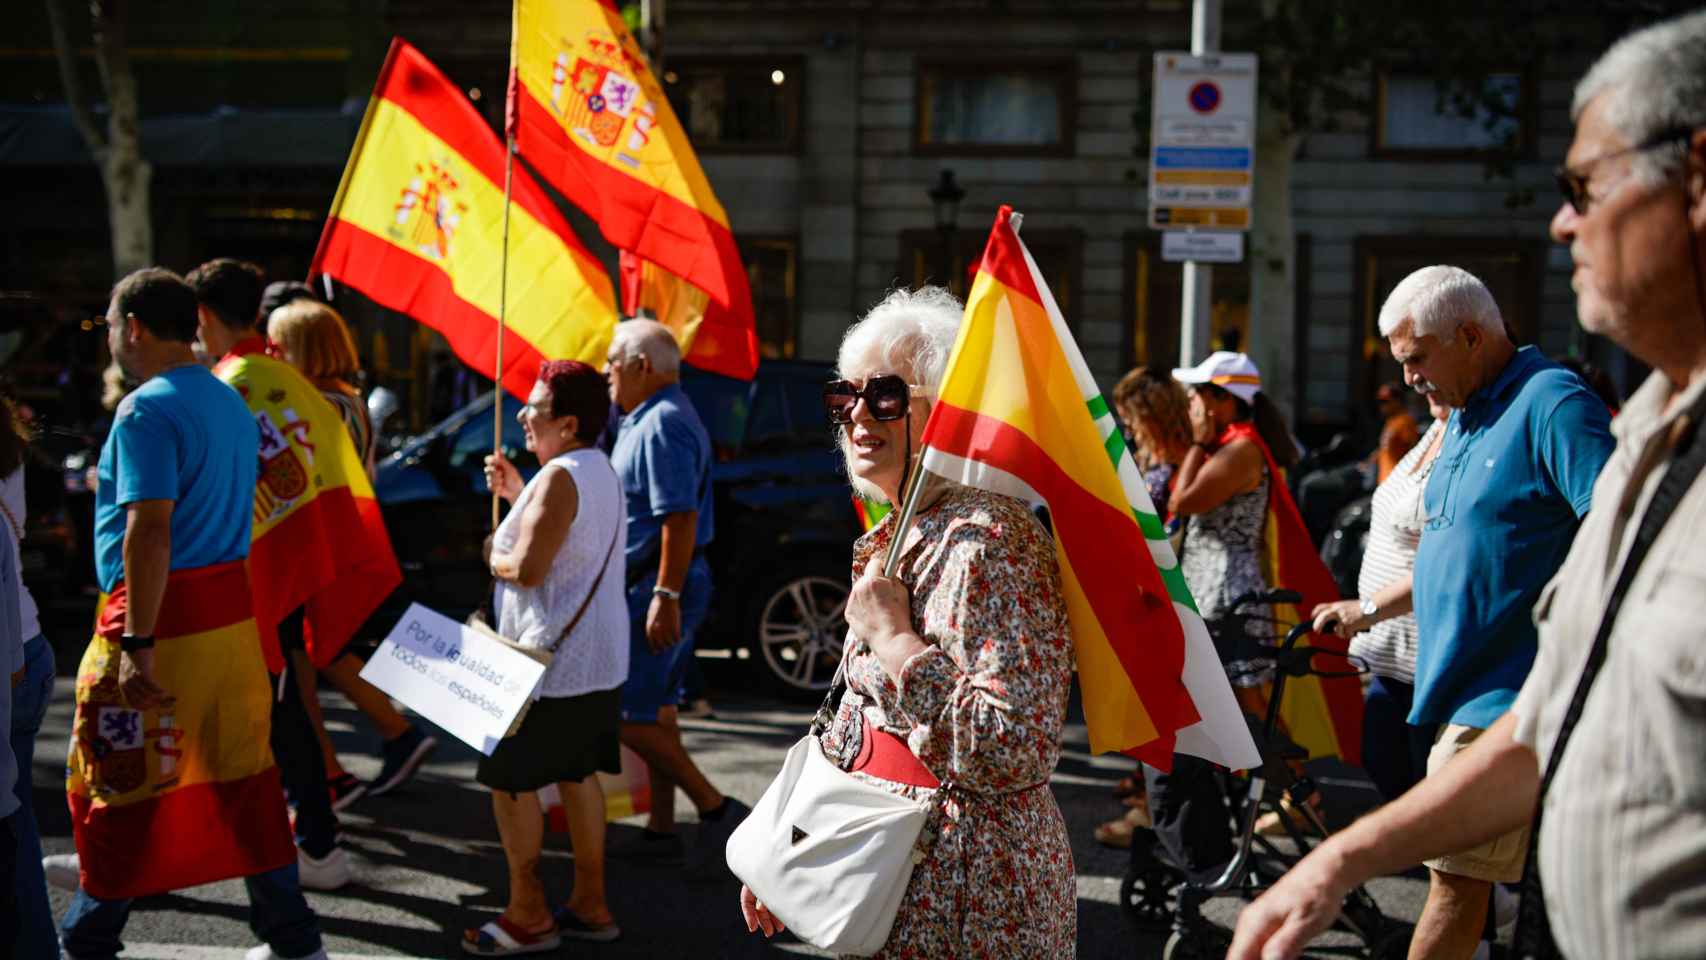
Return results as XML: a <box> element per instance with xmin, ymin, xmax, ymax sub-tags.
<box><xmin>927</xmin><ymin>169</ymin><xmax>964</xmax><ymax>292</ymax></box>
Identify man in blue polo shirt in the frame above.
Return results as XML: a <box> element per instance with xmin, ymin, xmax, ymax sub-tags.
<box><xmin>1377</xmin><ymin>265</ymin><xmax>1613</xmax><ymax>958</ymax></box>
<box><xmin>606</xmin><ymin>319</ymin><xmax>748</xmax><ymax>872</ymax></box>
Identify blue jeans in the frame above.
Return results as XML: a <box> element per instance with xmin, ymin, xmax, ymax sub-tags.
<box><xmin>620</xmin><ymin>560</ymin><xmax>711</xmax><ymax>723</ymax></box>
<box><xmin>59</xmin><ymin>862</ymin><xmax>321</xmax><ymax>959</ymax></box>
<box><xmin>11</xmin><ymin>633</ymin><xmax>57</xmax><ymax>958</ymax></box>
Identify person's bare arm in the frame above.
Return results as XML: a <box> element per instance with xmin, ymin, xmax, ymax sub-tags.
<box><xmin>120</xmin><ymin>499</ymin><xmax>176</xmax><ymax>709</ymax></box>
<box><xmin>1228</xmin><ymin>712</ymin><xmax>1539</xmax><ymax>960</ymax></box>
<box><xmin>1171</xmin><ymin>439</ymin><xmax>1264</xmax><ymax>517</ymax></box>
<box><xmin>489</xmin><ymin>467</ymin><xmax>578</xmax><ymax>588</ymax></box>
<box><xmin>645</xmin><ymin>511</ymin><xmax>697</xmax><ymax>653</ymax></box>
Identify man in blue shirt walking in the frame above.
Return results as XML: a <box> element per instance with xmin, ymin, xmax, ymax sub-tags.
<box><xmin>606</xmin><ymin>319</ymin><xmax>748</xmax><ymax>872</ymax></box>
<box><xmin>1379</xmin><ymin>265</ymin><xmax>1614</xmax><ymax>958</ymax></box>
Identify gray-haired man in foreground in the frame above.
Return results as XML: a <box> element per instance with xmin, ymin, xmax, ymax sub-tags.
<box><xmin>1231</xmin><ymin>10</ymin><xmax>1706</xmax><ymax>960</ymax></box>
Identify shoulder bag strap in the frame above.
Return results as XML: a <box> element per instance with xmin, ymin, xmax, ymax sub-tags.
<box><xmin>1514</xmin><ymin>388</ymin><xmax>1706</xmax><ymax>960</ymax></box>
<box><xmin>542</xmin><ymin>499</ymin><xmax>624</xmax><ymax>658</ymax></box>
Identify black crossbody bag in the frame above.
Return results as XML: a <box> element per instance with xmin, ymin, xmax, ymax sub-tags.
<box><xmin>1514</xmin><ymin>388</ymin><xmax>1706</xmax><ymax>959</ymax></box>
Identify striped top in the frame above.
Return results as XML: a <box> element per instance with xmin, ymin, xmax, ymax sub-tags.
<box><xmin>1349</xmin><ymin>419</ymin><xmax>1443</xmax><ymax>684</ymax></box>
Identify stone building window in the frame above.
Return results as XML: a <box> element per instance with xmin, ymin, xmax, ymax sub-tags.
<box><xmin>663</xmin><ymin>57</ymin><xmax>802</xmax><ymax>153</ymax></box>
<box><xmin>739</xmin><ymin>236</ymin><xmax>799</xmax><ymax>358</ymax></box>
<box><xmin>914</xmin><ymin>59</ymin><xmax>1075</xmax><ymax>156</ymax></box>
<box><xmin>1372</xmin><ymin>67</ymin><xmax>1533</xmax><ymax>158</ymax></box>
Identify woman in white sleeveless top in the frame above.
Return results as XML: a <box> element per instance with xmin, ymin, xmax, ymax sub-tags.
<box><xmin>1310</xmin><ymin>391</ymin><xmax>1452</xmax><ymax>803</ymax></box>
<box><xmin>466</xmin><ymin>361</ymin><xmax>629</xmax><ymax>955</ymax></box>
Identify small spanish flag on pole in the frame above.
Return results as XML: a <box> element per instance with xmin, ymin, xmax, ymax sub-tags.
<box><xmin>309</xmin><ymin>38</ymin><xmax>617</xmax><ymax>402</ymax></box>
<box><xmin>901</xmin><ymin>206</ymin><xmax>1259</xmax><ymax>769</ymax></box>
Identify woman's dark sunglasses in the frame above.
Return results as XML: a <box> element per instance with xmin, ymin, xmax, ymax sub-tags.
<box><xmin>822</xmin><ymin>375</ymin><xmax>918</xmax><ymax>424</ymax></box>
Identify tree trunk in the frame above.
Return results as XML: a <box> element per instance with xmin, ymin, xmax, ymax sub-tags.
<box><xmin>46</xmin><ymin>0</ymin><xmax>152</xmax><ymax>279</ymax></box>
<box><xmin>1246</xmin><ymin>92</ymin><xmax>1301</xmax><ymax>424</ymax></box>
<box><xmin>93</xmin><ymin>1</ymin><xmax>151</xmax><ymax>277</ymax></box>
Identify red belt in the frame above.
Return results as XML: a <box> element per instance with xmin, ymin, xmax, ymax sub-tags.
<box><xmin>851</xmin><ymin>712</ymin><xmax>940</xmax><ymax>788</ymax></box>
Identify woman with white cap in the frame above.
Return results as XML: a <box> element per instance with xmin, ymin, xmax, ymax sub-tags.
<box><xmin>1143</xmin><ymin>351</ymin><xmax>1343</xmax><ymax>875</ymax></box>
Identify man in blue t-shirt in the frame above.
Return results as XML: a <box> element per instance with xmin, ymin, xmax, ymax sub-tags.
<box><xmin>58</xmin><ymin>268</ymin><xmax>327</xmax><ymax>960</ymax></box>
<box><xmin>607</xmin><ymin>319</ymin><xmax>746</xmax><ymax>870</ymax></box>
<box><xmin>1379</xmin><ymin>265</ymin><xmax>1613</xmax><ymax>959</ymax></box>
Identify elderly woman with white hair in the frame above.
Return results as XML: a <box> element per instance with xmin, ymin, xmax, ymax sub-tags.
<box><xmin>738</xmin><ymin>286</ymin><xmax>1077</xmax><ymax>956</ymax></box>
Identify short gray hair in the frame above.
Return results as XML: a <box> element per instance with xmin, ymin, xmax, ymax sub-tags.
<box><xmin>1573</xmin><ymin>9</ymin><xmax>1706</xmax><ymax>184</ymax></box>
<box><xmin>836</xmin><ymin>286</ymin><xmax>962</xmax><ymax>394</ymax></box>
<box><xmin>1377</xmin><ymin>265</ymin><xmax>1504</xmax><ymax>340</ymax></box>
<box><xmin>609</xmin><ymin>318</ymin><xmax>680</xmax><ymax>376</ymax></box>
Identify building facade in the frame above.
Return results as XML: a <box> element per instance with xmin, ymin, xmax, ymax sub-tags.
<box><xmin>0</xmin><ymin>0</ymin><xmax>1645</xmax><ymax>440</ymax></box>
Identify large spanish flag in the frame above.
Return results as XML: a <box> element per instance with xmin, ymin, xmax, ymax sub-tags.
<box><xmin>67</xmin><ymin>562</ymin><xmax>296</xmax><ymax>899</ymax></box>
<box><xmin>311</xmin><ymin>38</ymin><xmax>616</xmax><ymax>400</ymax></box>
<box><xmin>1224</xmin><ymin>420</ymin><xmax>1364</xmax><ymax>765</ymax></box>
<box><xmin>919</xmin><ymin>206</ymin><xmax>1259</xmax><ymax>770</ymax></box>
<box><xmin>217</xmin><ymin>341</ymin><xmax>401</xmax><ymax>670</ymax></box>
<box><xmin>618</xmin><ymin>250</ymin><xmax>760</xmax><ymax>381</ymax></box>
<box><xmin>510</xmin><ymin>0</ymin><xmax>757</xmax><ymax>380</ymax></box>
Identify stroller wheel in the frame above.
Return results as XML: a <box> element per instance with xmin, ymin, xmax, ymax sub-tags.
<box><xmin>1119</xmin><ymin>859</ymin><xmax>1178</xmax><ymax>933</ymax></box>
<box><xmin>1162</xmin><ymin>929</ymin><xmax>1230</xmax><ymax>960</ymax></box>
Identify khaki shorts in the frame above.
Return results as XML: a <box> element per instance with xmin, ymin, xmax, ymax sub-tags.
<box><xmin>1421</xmin><ymin>723</ymin><xmax>1532</xmax><ymax>883</ymax></box>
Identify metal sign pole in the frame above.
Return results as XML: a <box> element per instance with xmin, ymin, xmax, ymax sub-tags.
<box><xmin>1179</xmin><ymin>0</ymin><xmax>1221</xmax><ymax>367</ymax></box>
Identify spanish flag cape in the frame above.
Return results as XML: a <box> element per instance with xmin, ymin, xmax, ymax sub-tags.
<box><xmin>1219</xmin><ymin>419</ymin><xmax>1364</xmax><ymax>765</ymax></box>
<box><xmin>216</xmin><ymin>340</ymin><xmax>402</xmax><ymax>669</ymax></box>
<box><xmin>917</xmin><ymin>206</ymin><xmax>1258</xmax><ymax>770</ymax></box>
<box><xmin>67</xmin><ymin>561</ymin><xmax>296</xmax><ymax>899</ymax></box>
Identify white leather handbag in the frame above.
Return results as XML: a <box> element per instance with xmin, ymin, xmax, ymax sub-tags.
<box><xmin>724</xmin><ymin>730</ymin><xmax>931</xmax><ymax>956</ymax></box>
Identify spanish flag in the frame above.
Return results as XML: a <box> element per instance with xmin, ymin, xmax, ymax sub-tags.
<box><xmin>217</xmin><ymin>341</ymin><xmax>402</xmax><ymax>670</ymax></box>
<box><xmin>67</xmin><ymin>562</ymin><xmax>296</xmax><ymax>899</ymax></box>
<box><xmin>618</xmin><ymin>250</ymin><xmax>761</xmax><ymax>382</ymax></box>
<box><xmin>509</xmin><ymin>0</ymin><xmax>758</xmax><ymax>380</ymax></box>
<box><xmin>311</xmin><ymin>38</ymin><xmax>616</xmax><ymax>399</ymax></box>
<box><xmin>918</xmin><ymin>206</ymin><xmax>1259</xmax><ymax>770</ymax></box>
<box><xmin>1224</xmin><ymin>420</ymin><xmax>1364</xmax><ymax>765</ymax></box>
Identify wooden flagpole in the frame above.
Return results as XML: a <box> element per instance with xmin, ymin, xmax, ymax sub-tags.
<box><xmin>493</xmin><ymin>134</ymin><xmax>513</xmax><ymax>532</ymax></box>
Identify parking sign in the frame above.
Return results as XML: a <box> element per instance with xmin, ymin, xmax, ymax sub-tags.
<box><xmin>1149</xmin><ymin>52</ymin><xmax>1258</xmax><ymax>231</ymax></box>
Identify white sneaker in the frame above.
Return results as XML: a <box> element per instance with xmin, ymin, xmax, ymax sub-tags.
<box><xmin>296</xmin><ymin>845</ymin><xmax>351</xmax><ymax>891</ymax></box>
<box><xmin>245</xmin><ymin>945</ymin><xmax>330</xmax><ymax>960</ymax></box>
<box><xmin>42</xmin><ymin>853</ymin><xmax>80</xmax><ymax>892</ymax></box>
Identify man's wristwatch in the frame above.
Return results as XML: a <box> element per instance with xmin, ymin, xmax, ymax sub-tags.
<box><xmin>652</xmin><ymin>585</ymin><xmax>681</xmax><ymax>602</ymax></box>
<box><xmin>120</xmin><ymin>633</ymin><xmax>156</xmax><ymax>653</ymax></box>
<box><xmin>1358</xmin><ymin>597</ymin><xmax>1378</xmax><ymax>619</ymax></box>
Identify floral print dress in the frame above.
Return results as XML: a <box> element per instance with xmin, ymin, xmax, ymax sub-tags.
<box><xmin>817</xmin><ymin>485</ymin><xmax>1076</xmax><ymax>959</ymax></box>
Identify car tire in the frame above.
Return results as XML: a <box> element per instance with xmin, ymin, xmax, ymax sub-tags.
<box><xmin>745</xmin><ymin>553</ymin><xmax>850</xmax><ymax>700</ymax></box>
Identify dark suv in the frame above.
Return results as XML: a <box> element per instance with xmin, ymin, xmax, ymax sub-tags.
<box><xmin>373</xmin><ymin>359</ymin><xmax>859</xmax><ymax>697</ymax></box>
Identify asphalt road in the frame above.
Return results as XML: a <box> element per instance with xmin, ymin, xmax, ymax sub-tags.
<box><xmin>26</xmin><ymin>643</ymin><xmax>1431</xmax><ymax>959</ymax></box>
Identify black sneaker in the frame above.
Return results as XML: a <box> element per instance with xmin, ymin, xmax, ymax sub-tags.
<box><xmin>608</xmin><ymin>828</ymin><xmax>686</xmax><ymax>866</ymax></box>
<box><xmin>328</xmin><ymin>773</ymin><xmax>367</xmax><ymax>812</ymax></box>
<box><xmin>690</xmin><ymin>797</ymin><xmax>751</xmax><ymax>877</ymax></box>
<box><xmin>368</xmin><ymin>726</ymin><xmax>438</xmax><ymax>797</ymax></box>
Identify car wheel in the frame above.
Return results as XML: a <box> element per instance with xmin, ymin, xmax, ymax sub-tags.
<box><xmin>749</xmin><ymin>560</ymin><xmax>849</xmax><ymax>699</ymax></box>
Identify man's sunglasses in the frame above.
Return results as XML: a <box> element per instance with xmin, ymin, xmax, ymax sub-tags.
<box><xmin>822</xmin><ymin>375</ymin><xmax>922</xmax><ymax>424</ymax></box>
<box><xmin>1554</xmin><ymin>125</ymin><xmax>1696</xmax><ymax>215</ymax></box>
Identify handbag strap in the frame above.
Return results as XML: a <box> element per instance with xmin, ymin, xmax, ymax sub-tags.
<box><xmin>1514</xmin><ymin>387</ymin><xmax>1706</xmax><ymax>960</ymax></box>
<box><xmin>541</xmin><ymin>517</ymin><xmax>622</xmax><ymax>657</ymax></box>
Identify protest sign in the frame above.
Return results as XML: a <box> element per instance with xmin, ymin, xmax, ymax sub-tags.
<box><xmin>360</xmin><ymin>603</ymin><xmax>547</xmax><ymax>756</ymax></box>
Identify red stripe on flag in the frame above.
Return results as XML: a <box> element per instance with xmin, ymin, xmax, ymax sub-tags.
<box><xmin>95</xmin><ymin>561</ymin><xmax>253</xmax><ymax>642</ymax></box>
<box><xmin>370</xmin><ymin>40</ymin><xmax>591</xmax><ymax>257</ymax></box>
<box><xmin>303</xmin><ymin>494</ymin><xmax>401</xmax><ymax>668</ymax></box>
<box><xmin>512</xmin><ymin>82</ymin><xmax>754</xmax><ymax>325</ymax></box>
<box><xmin>972</xmin><ymin>206</ymin><xmax>1043</xmax><ymax>305</ymax></box>
<box><xmin>926</xmin><ymin>403</ymin><xmax>1199</xmax><ymax>753</ymax></box>
<box><xmin>70</xmin><ymin>766</ymin><xmax>295</xmax><ymax>900</ymax></box>
<box><xmin>316</xmin><ymin>220</ymin><xmax>549</xmax><ymax>400</ymax></box>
